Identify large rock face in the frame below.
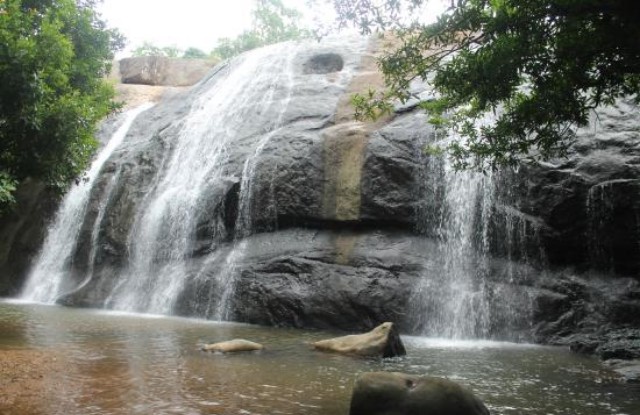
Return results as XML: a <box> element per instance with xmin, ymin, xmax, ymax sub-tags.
<box><xmin>489</xmin><ymin>99</ymin><xmax>640</xmax><ymax>352</ymax></box>
<box><xmin>495</xmin><ymin>98</ymin><xmax>640</xmax><ymax>276</ymax></box>
<box><xmin>3</xmin><ymin>36</ymin><xmax>639</xmax><ymax>357</ymax></box>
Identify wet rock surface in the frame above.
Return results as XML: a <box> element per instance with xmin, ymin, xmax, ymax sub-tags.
<box><xmin>605</xmin><ymin>359</ymin><xmax>640</xmax><ymax>383</ymax></box>
<box><xmin>501</xmin><ymin>98</ymin><xmax>640</xmax><ymax>276</ymax></box>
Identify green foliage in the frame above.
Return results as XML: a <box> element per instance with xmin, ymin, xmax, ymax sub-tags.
<box><xmin>183</xmin><ymin>47</ymin><xmax>208</xmax><ymax>59</ymax></box>
<box><xmin>0</xmin><ymin>0</ymin><xmax>123</xmax><ymax>212</ymax></box>
<box><xmin>211</xmin><ymin>0</ymin><xmax>310</xmax><ymax>60</ymax></box>
<box><xmin>0</xmin><ymin>172</ymin><xmax>17</xmax><ymax>213</ymax></box>
<box><xmin>335</xmin><ymin>0</ymin><xmax>640</xmax><ymax>170</ymax></box>
<box><xmin>161</xmin><ymin>45</ymin><xmax>182</xmax><ymax>58</ymax></box>
<box><xmin>132</xmin><ymin>41</ymin><xmax>163</xmax><ymax>57</ymax></box>
<box><xmin>131</xmin><ymin>42</ymin><xmax>183</xmax><ymax>58</ymax></box>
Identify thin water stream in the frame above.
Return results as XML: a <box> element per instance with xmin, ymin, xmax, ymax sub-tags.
<box><xmin>1</xmin><ymin>301</ymin><xmax>638</xmax><ymax>415</ymax></box>
<box><xmin>21</xmin><ymin>104</ymin><xmax>154</xmax><ymax>303</ymax></box>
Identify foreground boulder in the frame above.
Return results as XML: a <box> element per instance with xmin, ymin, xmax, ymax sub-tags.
<box><xmin>312</xmin><ymin>322</ymin><xmax>406</xmax><ymax>358</ymax></box>
<box><xmin>200</xmin><ymin>339</ymin><xmax>264</xmax><ymax>353</ymax></box>
<box><xmin>350</xmin><ymin>372</ymin><xmax>490</xmax><ymax>415</ymax></box>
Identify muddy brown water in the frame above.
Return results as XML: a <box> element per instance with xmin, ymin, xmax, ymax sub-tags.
<box><xmin>1</xmin><ymin>301</ymin><xmax>638</xmax><ymax>415</ymax></box>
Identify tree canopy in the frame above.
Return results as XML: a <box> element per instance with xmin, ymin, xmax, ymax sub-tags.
<box><xmin>334</xmin><ymin>0</ymin><xmax>640</xmax><ymax>169</ymax></box>
<box><xmin>0</xmin><ymin>0</ymin><xmax>123</xmax><ymax>212</ymax></box>
<box><xmin>182</xmin><ymin>47</ymin><xmax>208</xmax><ymax>60</ymax></box>
<box><xmin>131</xmin><ymin>42</ymin><xmax>190</xmax><ymax>59</ymax></box>
<box><xmin>131</xmin><ymin>0</ymin><xmax>310</xmax><ymax>62</ymax></box>
<box><xmin>211</xmin><ymin>0</ymin><xmax>310</xmax><ymax>60</ymax></box>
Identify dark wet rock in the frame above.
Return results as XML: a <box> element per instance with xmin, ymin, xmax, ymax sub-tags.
<box><xmin>360</xmin><ymin>114</ymin><xmax>433</xmax><ymax>226</ymax></box>
<box><xmin>499</xmin><ymin>99</ymin><xmax>640</xmax><ymax>277</ymax></box>
<box><xmin>532</xmin><ymin>274</ymin><xmax>640</xmax><ymax>361</ymax></box>
<box><xmin>605</xmin><ymin>359</ymin><xmax>640</xmax><ymax>383</ymax></box>
<box><xmin>349</xmin><ymin>372</ymin><xmax>490</xmax><ymax>415</ymax></box>
<box><xmin>175</xmin><ymin>229</ymin><xmax>426</xmax><ymax>333</ymax></box>
<box><xmin>312</xmin><ymin>322</ymin><xmax>406</xmax><ymax>358</ymax></box>
<box><xmin>303</xmin><ymin>53</ymin><xmax>344</xmax><ymax>74</ymax></box>
<box><xmin>596</xmin><ymin>329</ymin><xmax>640</xmax><ymax>360</ymax></box>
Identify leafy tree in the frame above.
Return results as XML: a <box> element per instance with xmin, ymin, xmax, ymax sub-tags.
<box><xmin>333</xmin><ymin>0</ymin><xmax>640</xmax><ymax>169</ymax></box>
<box><xmin>131</xmin><ymin>41</ymin><xmax>164</xmax><ymax>57</ymax></box>
<box><xmin>211</xmin><ymin>0</ymin><xmax>310</xmax><ymax>60</ymax></box>
<box><xmin>162</xmin><ymin>45</ymin><xmax>182</xmax><ymax>58</ymax></box>
<box><xmin>0</xmin><ymin>0</ymin><xmax>123</xmax><ymax>212</ymax></box>
<box><xmin>182</xmin><ymin>47</ymin><xmax>208</xmax><ymax>59</ymax></box>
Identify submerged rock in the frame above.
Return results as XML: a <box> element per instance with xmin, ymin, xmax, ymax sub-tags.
<box><xmin>200</xmin><ymin>339</ymin><xmax>264</xmax><ymax>353</ymax></box>
<box><xmin>349</xmin><ymin>372</ymin><xmax>490</xmax><ymax>415</ymax></box>
<box><xmin>312</xmin><ymin>322</ymin><xmax>406</xmax><ymax>358</ymax></box>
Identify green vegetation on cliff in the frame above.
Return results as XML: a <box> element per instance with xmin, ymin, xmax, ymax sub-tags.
<box><xmin>211</xmin><ymin>0</ymin><xmax>310</xmax><ymax>60</ymax></box>
<box><xmin>0</xmin><ymin>0</ymin><xmax>123</xmax><ymax>212</ymax></box>
<box><xmin>334</xmin><ymin>0</ymin><xmax>640</xmax><ymax>169</ymax></box>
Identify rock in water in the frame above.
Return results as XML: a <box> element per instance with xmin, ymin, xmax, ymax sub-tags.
<box><xmin>312</xmin><ymin>322</ymin><xmax>406</xmax><ymax>358</ymax></box>
<box><xmin>350</xmin><ymin>372</ymin><xmax>490</xmax><ymax>415</ymax></box>
<box><xmin>200</xmin><ymin>339</ymin><xmax>264</xmax><ymax>353</ymax></box>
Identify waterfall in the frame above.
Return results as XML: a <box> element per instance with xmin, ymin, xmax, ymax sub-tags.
<box><xmin>105</xmin><ymin>42</ymin><xmax>302</xmax><ymax>315</ymax></box>
<box><xmin>16</xmin><ymin>34</ymin><xmax>535</xmax><ymax>339</ymax></box>
<box><xmin>21</xmin><ymin>103</ymin><xmax>154</xmax><ymax>302</ymax></box>
<box><xmin>412</xmin><ymin>125</ymin><xmax>495</xmax><ymax>339</ymax></box>
<box><xmin>210</xmin><ymin>46</ymin><xmax>297</xmax><ymax>320</ymax></box>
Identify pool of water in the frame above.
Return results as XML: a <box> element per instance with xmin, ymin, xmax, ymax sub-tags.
<box><xmin>1</xmin><ymin>301</ymin><xmax>638</xmax><ymax>415</ymax></box>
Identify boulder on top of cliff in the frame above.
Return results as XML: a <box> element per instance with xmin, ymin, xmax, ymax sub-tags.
<box><xmin>349</xmin><ymin>372</ymin><xmax>490</xmax><ymax>415</ymax></box>
<box><xmin>119</xmin><ymin>56</ymin><xmax>217</xmax><ymax>86</ymax></box>
<box><xmin>312</xmin><ymin>322</ymin><xmax>406</xmax><ymax>358</ymax></box>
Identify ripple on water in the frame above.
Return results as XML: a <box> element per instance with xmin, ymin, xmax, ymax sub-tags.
<box><xmin>1</xmin><ymin>301</ymin><xmax>639</xmax><ymax>415</ymax></box>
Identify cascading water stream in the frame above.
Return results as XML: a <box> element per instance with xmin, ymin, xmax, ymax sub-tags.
<box><xmin>21</xmin><ymin>103</ymin><xmax>154</xmax><ymax>303</ymax></box>
<box><xmin>106</xmin><ymin>42</ymin><xmax>302</xmax><ymax>315</ymax></box>
<box><xmin>412</xmin><ymin>122</ymin><xmax>495</xmax><ymax>339</ymax></box>
<box><xmin>211</xmin><ymin>45</ymin><xmax>298</xmax><ymax>321</ymax></box>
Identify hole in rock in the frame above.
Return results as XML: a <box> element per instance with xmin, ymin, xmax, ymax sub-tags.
<box><xmin>303</xmin><ymin>53</ymin><xmax>344</xmax><ymax>74</ymax></box>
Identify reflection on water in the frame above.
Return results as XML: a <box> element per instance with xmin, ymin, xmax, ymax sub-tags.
<box><xmin>1</xmin><ymin>301</ymin><xmax>638</xmax><ymax>415</ymax></box>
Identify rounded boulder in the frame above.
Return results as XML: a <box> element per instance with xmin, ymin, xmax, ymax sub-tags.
<box><xmin>350</xmin><ymin>372</ymin><xmax>490</xmax><ymax>415</ymax></box>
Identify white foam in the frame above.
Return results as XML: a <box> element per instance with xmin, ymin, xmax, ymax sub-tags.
<box><xmin>402</xmin><ymin>336</ymin><xmax>543</xmax><ymax>350</ymax></box>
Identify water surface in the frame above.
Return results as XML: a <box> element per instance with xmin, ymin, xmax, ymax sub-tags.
<box><xmin>1</xmin><ymin>301</ymin><xmax>638</xmax><ymax>415</ymax></box>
